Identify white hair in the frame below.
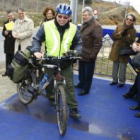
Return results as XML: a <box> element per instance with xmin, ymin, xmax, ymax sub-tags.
<box><xmin>82</xmin><ymin>6</ymin><xmax>93</xmax><ymax>16</ymax></box>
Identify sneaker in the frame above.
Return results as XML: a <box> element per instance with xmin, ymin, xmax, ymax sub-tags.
<box><xmin>69</xmin><ymin>108</ymin><xmax>81</xmax><ymax>119</ymax></box>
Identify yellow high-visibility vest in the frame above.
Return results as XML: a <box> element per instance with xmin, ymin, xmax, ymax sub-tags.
<box><xmin>44</xmin><ymin>20</ymin><xmax>77</xmax><ymax>56</ymax></box>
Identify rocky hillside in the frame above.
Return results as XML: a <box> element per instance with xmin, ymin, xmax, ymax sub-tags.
<box><xmin>92</xmin><ymin>1</ymin><xmax>140</xmax><ymax>25</ymax></box>
<box><xmin>0</xmin><ymin>0</ymin><xmax>140</xmax><ymax>26</ymax></box>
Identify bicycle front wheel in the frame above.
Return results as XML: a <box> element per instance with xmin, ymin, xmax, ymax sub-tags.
<box><xmin>55</xmin><ymin>84</ymin><xmax>67</xmax><ymax>135</ymax></box>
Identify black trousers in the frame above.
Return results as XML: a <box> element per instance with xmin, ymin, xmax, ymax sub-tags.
<box><xmin>136</xmin><ymin>73</ymin><xmax>140</xmax><ymax>105</ymax></box>
<box><xmin>78</xmin><ymin>60</ymin><xmax>95</xmax><ymax>93</ymax></box>
<box><xmin>129</xmin><ymin>77</ymin><xmax>138</xmax><ymax>95</ymax></box>
<box><xmin>130</xmin><ymin>73</ymin><xmax>140</xmax><ymax>105</ymax></box>
<box><xmin>5</xmin><ymin>53</ymin><xmax>14</xmax><ymax>72</ymax></box>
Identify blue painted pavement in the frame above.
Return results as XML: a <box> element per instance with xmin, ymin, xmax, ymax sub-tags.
<box><xmin>0</xmin><ymin>75</ymin><xmax>140</xmax><ymax>140</ymax></box>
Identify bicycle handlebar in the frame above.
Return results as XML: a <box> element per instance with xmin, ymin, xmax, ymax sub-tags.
<box><xmin>36</xmin><ymin>55</ymin><xmax>81</xmax><ymax>61</ymax></box>
<box><xmin>32</xmin><ymin>55</ymin><xmax>81</xmax><ymax>69</ymax></box>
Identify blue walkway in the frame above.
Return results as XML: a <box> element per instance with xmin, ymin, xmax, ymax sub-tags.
<box><xmin>0</xmin><ymin>75</ymin><xmax>140</xmax><ymax>140</ymax></box>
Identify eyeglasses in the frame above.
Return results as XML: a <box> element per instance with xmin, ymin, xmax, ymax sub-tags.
<box><xmin>18</xmin><ymin>13</ymin><xmax>24</xmax><ymax>15</ymax></box>
<box><xmin>126</xmin><ymin>18</ymin><xmax>133</xmax><ymax>22</ymax></box>
<box><xmin>57</xmin><ymin>15</ymin><xmax>68</xmax><ymax>20</ymax></box>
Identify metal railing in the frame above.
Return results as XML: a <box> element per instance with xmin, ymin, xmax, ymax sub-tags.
<box><xmin>74</xmin><ymin>33</ymin><xmax>136</xmax><ymax>81</ymax></box>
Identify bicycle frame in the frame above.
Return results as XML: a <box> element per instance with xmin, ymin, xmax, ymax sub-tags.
<box><xmin>31</xmin><ymin>57</ymin><xmax>67</xmax><ymax>96</ymax></box>
<box><xmin>39</xmin><ymin>65</ymin><xmax>66</xmax><ymax>95</ymax></box>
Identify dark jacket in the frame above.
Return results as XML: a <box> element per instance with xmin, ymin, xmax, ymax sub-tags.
<box><xmin>2</xmin><ymin>19</ymin><xmax>16</xmax><ymax>54</ymax></box>
<box><xmin>109</xmin><ymin>23</ymin><xmax>136</xmax><ymax>63</ymax></box>
<box><xmin>80</xmin><ymin>17</ymin><xmax>102</xmax><ymax>62</ymax></box>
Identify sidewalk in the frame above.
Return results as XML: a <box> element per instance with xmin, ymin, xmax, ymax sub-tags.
<box><xmin>0</xmin><ymin>30</ymin><xmax>17</xmax><ymax>102</ymax></box>
<box><xmin>0</xmin><ymin>62</ymin><xmax>17</xmax><ymax>102</ymax></box>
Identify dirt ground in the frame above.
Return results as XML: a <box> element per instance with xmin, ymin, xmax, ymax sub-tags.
<box><xmin>0</xmin><ymin>62</ymin><xmax>17</xmax><ymax>102</ymax></box>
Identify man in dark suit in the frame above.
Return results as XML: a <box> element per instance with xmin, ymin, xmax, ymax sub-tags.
<box><xmin>2</xmin><ymin>10</ymin><xmax>16</xmax><ymax>76</ymax></box>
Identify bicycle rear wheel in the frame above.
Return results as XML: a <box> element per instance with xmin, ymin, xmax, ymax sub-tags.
<box><xmin>17</xmin><ymin>73</ymin><xmax>34</xmax><ymax>105</ymax></box>
<box><xmin>55</xmin><ymin>84</ymin><xmax>67</xmax><ymax>135</ymax></box>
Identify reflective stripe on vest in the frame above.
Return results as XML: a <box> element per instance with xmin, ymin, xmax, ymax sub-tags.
<box><xmin>44</xmin><ymin>20</ymin><xmax>77</xmax><ymax>56</ymax></box>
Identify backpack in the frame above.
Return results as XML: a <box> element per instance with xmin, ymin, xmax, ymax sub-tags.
<box><xmin>7</xmin><ymin>48</ymin><xmax>31</xmax><ymax>83</ymax></box>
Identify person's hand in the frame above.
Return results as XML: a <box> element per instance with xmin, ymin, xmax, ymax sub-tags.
<box><xmin>116</xmin><ymin>31</ymin><xmax>122</xmax><ymax>38</ymax></box>
<box><xmin>34</xmin><ymin>52</ymin><xmax>44</xmax><ymax>58</ymax></box>
<box><xmin>4</xmin><ymin>30</ymin><xmax>8</xmax><ymax>35</ymax></box>
<box><xmin>121</xmin><ymin>29</ymin><xmax>128</xmax><ymax>36</ymax></box>
<box><xmin>13</xmin><ymin>33</ymin><xmax>20</xmax><ymax>39</ymax></box>
<box><xmin>15</xmin><ymin>33</ymin><xmax>20</xmax><ymax>39</ymax></box>
<box><xmin>63</xmin><ymin>50</ymin><xmax>78</xmax><ymax>57</ymax></box>
<box><xmin>132</xmin><ymin>42</ymin><xmax>140</xmax><ymax>52</ymax></box>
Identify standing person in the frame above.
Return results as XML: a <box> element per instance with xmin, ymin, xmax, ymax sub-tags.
<box><xmin>75</xmin><ymin>7</ymin><xmax>102</xmax><ymax>96</ymax></box>
<box><xmin>40</xmin><ymin>7</ymin><xmax>55</xmax><ymax>27</ymax></box>
<box><xmin>109</xmin><ymin>13</ymin><xmax>136</xmax><ymax>87</ymax></box>
<box><xmin>2</xmin><ymin>10</ymin><xmax>16</xmax><ymax>76</ymax></box>
<box><xmin>123</xmin><ymin>40</ymin><xmax>140</xmax><ymax>99</ymax></box>
<box><xmin>30</xmin><ymin>3</ymin><xmax>82</xmax><ymax>119</ymax></box>
<box><xmin>39</xmin><ymin>7</ymin><xmax>55</xmax><ymax>52</ymax></box>
<box><xmin>128</xmin><ymin>42</ymin><xmax>140</xmax><ymax>118</ymax></box>
<box><xmin>92</xmin><ymin>9</ymin><xmax>99</xmax><ymax>21</ymax></box>
<box><xmin>12</xmin><ymin>8</ymin><xmax>34</xmax><ymax>53</ymax></box>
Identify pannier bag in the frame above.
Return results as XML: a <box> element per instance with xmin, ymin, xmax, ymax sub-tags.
<box><xmin>7</xmin><ymin>48</ymin><xmax>31</xmax><ymax>83</ymax></box>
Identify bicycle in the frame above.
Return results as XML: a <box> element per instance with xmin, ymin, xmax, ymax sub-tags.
<box><xmin>17</xmin><ymin>55</ymin><xmax>80</xmax><ymax>135</ymax></box>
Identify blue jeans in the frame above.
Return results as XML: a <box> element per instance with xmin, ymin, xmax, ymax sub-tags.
<box><xmin>78</xmin><ymin>60</ymin><xmax>95</xmax><ymax>93</ymax></box>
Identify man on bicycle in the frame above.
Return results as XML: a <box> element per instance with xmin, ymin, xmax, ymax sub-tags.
<box><xmin>30</xmin><ymin>3</ymin><xmax>82</xmax><ymax>119</ymax></box>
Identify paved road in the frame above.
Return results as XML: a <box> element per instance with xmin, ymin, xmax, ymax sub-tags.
<box><xmin>0</xmin><ymin>30</ymin><xmax>5</xmax><ymax>62</ymax></box>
